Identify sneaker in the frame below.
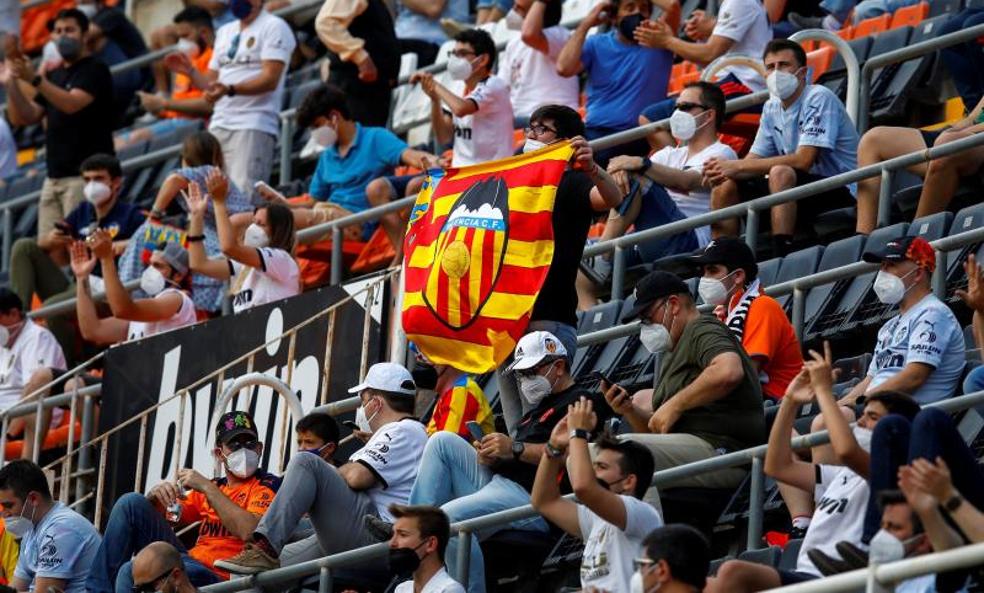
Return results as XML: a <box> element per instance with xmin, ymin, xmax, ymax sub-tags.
<box><xmin>788</xmin><ymin>526</ymin><xmax>808</xmax><ymax>540</ymax></box>
<box><xmin>364</xmin><ymin>514</ymin><xmax>394</xmax><ymax>542</ymax></box>
<box><xmin>214</xmin><ymin>544</ymin><xmax>280</xmax><ymax>574</ymax></box>
<box><xmin>806</xmin><ymin>548</ymin><xmax>853</xmax><ymax>576</ymax></box>
<box><xmin>835</xmin><ymin>541</ymin><xmax>869</xmax><ymax>569</ymax></box>
<box><xmin>788</xmin><ymin>12</ymin><xmax>825</xmax><ymax>29</ymax></box>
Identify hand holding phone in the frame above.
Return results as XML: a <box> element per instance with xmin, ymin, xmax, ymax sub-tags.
<box><xmin>465</xmin><ymin>421</ymin><xmax>485</xmax><ymax>444</ymax></box>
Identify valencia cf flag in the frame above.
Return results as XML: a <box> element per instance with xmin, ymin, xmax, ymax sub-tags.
<box><xmin>402</xmin><ymin>141</ymin><xmax>575</xmax><ymax>374</ymax></box>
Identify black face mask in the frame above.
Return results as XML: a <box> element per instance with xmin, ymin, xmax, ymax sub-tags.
<box><xmin>596</xmin><ymin>475</ymin><xmax>628</xmax><ymax>492</ymax></box>
<box><xmin>388</xmin><ymin>544</ymin><xmax>424</xmax><ymax>577</ymax></box>
<box><xmin>618</xmin><ymin>13</ymin><xmax>645</xmax><ymax>42</ymax></box>
<box><xmin>411</xmin><ymin>364</ymin><xmax>439</xmax><ymax>391</ymax></box>
<box><xmin>56</xmin><ymin>36</ymin><xmax>83</xmax><ymax>61</ymax></box>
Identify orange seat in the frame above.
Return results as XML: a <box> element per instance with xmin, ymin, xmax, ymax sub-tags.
<box><xmin>890</xmin><ymin>2</ymin><xmax>928</xmax><ymax>28</ymax></box>
<box><xmin>837</xmin><ymin>25</ymin><xmax>855</xmax><ymax>40</ymax></box>
<box><xmin>853</xmin><ymin>14</ymin><xmax>891</xmax><ymax>37</ymax></box>
<box><xmin>801</xmin><ymin>40</ymin><xmax>819</xmax><ymax>52</ymax></box>
<box><xmin>668</xmin><ymin>70</ymin><xmax>700</xmax><ymax>96</ymax></box>
<box><xmin>806</xmin><ymin>46</ymin><xmax>835</xmax><ymax>80</ymax></box>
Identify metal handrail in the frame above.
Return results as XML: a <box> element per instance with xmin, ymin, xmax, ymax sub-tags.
<box><xmin>858</xmin><ymin>22</ymin><xmax>984</xmax><ymax>133</ymax></box>
<box><xmin>201</xmin><ymin>388</ymin><xmax>984</xmax><ymax>593</ymax></box>
<box><xmin>767</xmin><ymin>542</ymin><xmax>984</xmax><ymax>592</ymax></box>
<box><xmin>28</xmin><ymin>279</ymin><xmax>140</xmax><ymax>319</ymax></box>
<box><xmin>788</xmin><ymin>29</ymin><xmax>860</xmax><ymax>124</ymax></box>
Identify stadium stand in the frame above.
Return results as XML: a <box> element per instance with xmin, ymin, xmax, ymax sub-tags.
<box><xmin>1</xmin><ymin>0</ymin><xmax>984</xmax><ymax>592</ymax></box>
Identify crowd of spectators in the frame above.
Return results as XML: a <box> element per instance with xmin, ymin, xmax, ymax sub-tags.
<box><xmin>0</xmin><ymin>0</ymin><xmax>983</xmax><ymax>590</ymax></box>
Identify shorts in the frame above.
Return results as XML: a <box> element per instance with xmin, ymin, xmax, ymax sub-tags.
<box><xmin>735</xmin><ymin>170</ymin><xmax>855</xmax><ymax>226</ymax></box>
<box><xmin>778</xmin><ymin>570</ymin><xmax>820</xmax><ymax>586</ymax></box>
<box><xmin>48</xmin><ymin>370</ymin><xmax>101</xmax><ymax>399</ymax></box>
<box><xmin>383</xmin><ymin>174</ymin><xmax>418</xmax><ymax>199</ymax></box>
<box><xmin>920</xmin><ymin>129</ymin><xmax>943</xmax><ymax>147</ymax></box>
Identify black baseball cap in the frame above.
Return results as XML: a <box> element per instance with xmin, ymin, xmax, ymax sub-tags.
<box><xmin>687</xmin><ymin>237</ymin><xmax>758</xmax><ymax>279</ymax></box>
<box><xmin>215</xmin><ymin>410</ymin><xmax>259</xmax><ymax>444</ymax></box>
<box><xmin>861</xmin><ymin>235</ymin><xmax>936</xmax><ymax>272</ymax></box>
<box><xmin>621</xmin><ymin>271</ymin><xmax>690</xmax><ymax>322</ymax></box>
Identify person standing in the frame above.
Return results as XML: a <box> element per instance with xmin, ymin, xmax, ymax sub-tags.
<box><xmin>205</xmin><ymin>0</ymin><xmax>296</xmax><ymax>202</ymax></box>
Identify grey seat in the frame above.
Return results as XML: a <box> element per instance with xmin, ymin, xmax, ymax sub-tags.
<box><xmin>802</xmin><ymin>236</ymin><xmax>866</xmax><ymax>339</ymax></box>
<box><xmin>738</xmin><ymin>546</ymin><xmax>782</xmax><ymax>568</ymax></box>
<box><xmin>779</xmin><ymin>539</ymin><xmax>805</xmax><ymax>572</ymax></box>
<box><xmin>945</xmin><ymin>203</ymin><xmax>984</xmax><ymax>300</ymax></box>
<box><xmin>758</xmin><ymin>257</ymin><xmax>782</xmax><ymax>288</ymax></box>
<box><xmin>572</xmin><ymin>299</ymin><xmax>624</xmax><ymax>377</ymax></box>
<box><xmin>870</xmin><ymin>16</ymin><xmax>950</xmax><ymax>121</ymax></box>
<box><xmin>771</xmin><ymin>246</ymin><xmax>824</xmax><ymax>312</ymax></box>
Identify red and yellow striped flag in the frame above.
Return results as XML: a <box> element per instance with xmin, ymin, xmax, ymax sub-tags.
<box><xmin>402</xmin><ymin>141</ymin><xmax>574</xmax><ymax>374</ymax></box>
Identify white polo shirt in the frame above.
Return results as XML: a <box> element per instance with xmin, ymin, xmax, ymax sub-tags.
<box><xmin>0</xmin><ymin>320</ymin><xmax>66</xmax><ymax>412</ymax></box>
<box><xmin>348</xmin><ymin>418</ymin><xmax>429</xmax><ymax>521</ymax></box>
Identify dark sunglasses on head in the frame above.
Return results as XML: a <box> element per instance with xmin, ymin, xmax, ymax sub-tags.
<box><xmin>132</xmin><ymin>567</ymin><xmax>173</xmax><ymax>593</ymax></box>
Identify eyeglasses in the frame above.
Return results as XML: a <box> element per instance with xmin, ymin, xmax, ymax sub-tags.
<box><xmin>447</xmin><ymin>49</ymin><xmax>476</xmax><ymax>58</ymax></box>
<box><xmin>227</xmin><ymin>33</ymin><xmax>241</xmax><ymax>61</ymax></box>
<box><xmin>132</xmin><ymin>567</ymin><xmax>173</xmax><ymax>593</ymax></box>
<box><xmin>632</xmin><ymin>557</ymin><xmax>657</xmax><ymax>572</ymax></box>
<box><xmin>674</xmin><ymin>102</ymin><xmax>709</xmax><ymax>112</ymax></box>
<box><xmin>225</xmin><ymin>439</ymin><xmax>258</xmax><ymax>452</ymax></box>
<box><xmin>524</xmin><ymin>123</ymin><xmax>558</xmax><ymax>137</ymax></box>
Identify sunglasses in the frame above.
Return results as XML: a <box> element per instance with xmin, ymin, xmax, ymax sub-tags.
<box><xmin>224</xmin><ymin>439</ymin><xmax>258</xmax><ymax>452</ymax></box>
<box><xmin>132</xmin><ymin>567</ymin><xmax>173</xmax><ymax>593</ymax></box>
<box><xmin>674</xmin><ymin>102</ymin><xmax>709</xmax><ymax>112</ymax></box>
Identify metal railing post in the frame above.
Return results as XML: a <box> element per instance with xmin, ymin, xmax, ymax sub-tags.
<box><xmin>611</xmin><ymin>246</ymin><xmax>626</xmax><ymax>301</ymax></box>
<box><xmin>456</xmin><ymin>530</ymin><xmax>472</xmax><ymax>588</ymax></box>
<box><xmin>280</xmin><ymin>111</ymin><xmax>295</xmax><ymax>184</ymax></box>
<box><xmin>792</xmin><ymin>287</ymin><xmax>806</xmax><ymax>342</ymax></box>
<box><xmin>745</xmin><ymin>207</ymin><xmax>760</xmax><ymax>252</ymax></box>
<box><xmin>932</xmin><ymin>251</ymin><xmax>946</xmax><ymax>298</ymax></box>
<box><xmin>318</xmin><ymin>566</ymin><xmax>331</xmax><ymax>593</ymax></box>
<box><xmin>76</xmin><ymin>394</ymin><xmax>95</xmax><ymax>504</ymax></box>
<box><xmin>789</xmin><ymin>29</ymin><xmax>860</xmax><ymax>124</ymax></box>
<box><xmin>330</xmin><ymin>227</ymin><xmax>344</xmax><ymax>285</ymax></box>
<box><xmin>1</xmin><ymin>208</ymin><xmax>11</xmax><ymax>273</ymax></box>
<box><xmin>746</xmin><ymin>455</ymin><xmax>765</xmax><ymax>550</ymax></box>
<box><xmin>877</xmin><ymin>168</ymin><xmax>893</xmax><ymax>229</ymax></box>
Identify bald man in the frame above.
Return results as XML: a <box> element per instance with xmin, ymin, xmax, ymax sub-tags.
<box><xmin>131</xmin><ymin>542</ymin><xmax>197</xmax><ymax>593</ymax></box>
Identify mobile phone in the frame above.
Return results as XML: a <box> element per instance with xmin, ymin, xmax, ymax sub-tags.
<box><xmin>592</xmin><ymin>370</ymin><xmax>615</xmax><ymax>386</ymax></box>
<box><xmin>342</xmin><ymin>420</ymin><xmax>359</xmax><ymax>430</ymax></box>
<box><xmin>253</xmin><ymin>180</ymin><xmax>286</xmax><ymax>201</ymax></box>
<box><xmin>465</xmin><ymin>421</ymin><xmax>485</xmax><ymax>443</ymax></box>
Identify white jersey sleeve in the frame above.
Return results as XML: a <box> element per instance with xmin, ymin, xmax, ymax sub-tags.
<box><xmin>349</xmin><ymin>420</ymin><xmax>423</xmax><ymax>489</ymax></box>
<box><xmin>712</xmin><ymin>0</ymin><xmax>760</xmax><ymax>41</ymax></box>
<box><xmin>905</xmin><ymin>305</ymin><xmax>960</xmax><ymax>369</ymax></box>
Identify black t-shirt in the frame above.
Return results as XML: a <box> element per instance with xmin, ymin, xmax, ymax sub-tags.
<box><xmin>530</xmin><ymin>170</ymin><xmax>599</xmax><ymax>327</ymax></box>
<box><xmin>493</xmin><ymin>384</ymin><xmax>613</xmax><ymax>492</ymax></box>
<box><xmin>93</xmin><ymin>8</ymin><xmax>148</xmax><ymax>59</ymax></box>
<box><xmin>40</xmin><ymin>57</ymin><xmax>116</xmax><ymax>178</ymax></box>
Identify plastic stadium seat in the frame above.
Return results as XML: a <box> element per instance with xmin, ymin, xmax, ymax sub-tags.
<box><xmin>708</xmin><ymin>557</ymin><xmax>731</xmax><ymax>576</ymax></box>
<box><xmin>572</xmin><ymin>299</ymin><xmax>624</xmax><ymax>376</ymax></box>
<box><xmin>771</xmin><ymin>245</ymin><xmax>824</xmax><ymax>311</ymax></box>
<box><xmin>806</xmin><ymin>47</ymin><xmax>835</xmax><ymax>81</ymax></box>
<box><xmin>945</xmin><ymin>203</ymin><xmax>984</xmax><ymax>298</ymax></box>
<box><xmin>891</xmin><ymin>2</ymin><xmax>929</xmax><ymax>28</ymax></box>
<box><xmin>854</xmin><ymin>14</ymin><xmax>892</xmax><ymax>38</ymax></box>
<box><xmin>909</xmin><ymin>211</ymin><xmax>954</xmax><ymax>242</ymax></box>
<box><xmin>870</xmin><ymin>17</ymin><xmax>945</xmax><ymax>120</ymax></box>
<box><xmin>738</xmin><ymin>546</ymin><xmax>782</xmax><ymax>568</ymax></box>
<box><xmin>837</xmin><ymin>26</ymin><xmax>855</xmax><ymax>40</ymax></box>
<box><xmin>116</xmin><ymin>140</ymin><xmax>148</xmax><ymax>163</ymax></box>
<box><xmin>758</xmin><ymin>257</ymin><xmax>782</xmax><ymax>288</ymax></box>
<box><xmin>14</xmin><ymin>204</ymin><xmax>38</xmax><ymax>240</ymax></box>
<box><xmin>928</xmin><ymin>0</ymin><xmax>963</xmax><ymax>17</ymax></box>
<box><xmin>288</xmin><ymin>79</ymin><xmax>322</xmax><ymax>110</ymax></box>
<box><xmin>818</xmin><ymin>37</ymin><xmax>874</xmax><ymax>99</ymax></box>
<box><xmin>801</xmin><ymin>235</ymin><xmax>866</xmax><ymax>339</ymax></box>
<box><xmin>822</xmin><ymin>223</ymin><xmax>909</xmax><ymax>335</ymax></box>
<box><xmin>780</xmin><ymin>539</ymin><xmax>805</xmax><ymax>571</ymax></box>
<box><xmin>668</xmin><ymin>70</ymin><xmax>701</xmax><ymax>96</ymax></box>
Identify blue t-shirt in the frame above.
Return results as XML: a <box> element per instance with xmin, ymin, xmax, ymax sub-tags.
<box><xmin>308</xmin><ymin>124</ymin><xmax>408</xmax><ymax>213</ymax></box>
<box><xmin>750</xmin><ymin>84</ymin><xmax>860</xmax><ymax>194</ymax></box>
<box><xmin>581</xmin><ymin>31</ymin><xmax>672</xmax><ymax>131</ymax></box>
<box><xmin>14</xmin><ymin>502</ymin><xmax>102</xmax><ymax>593</ymax></box>
<box><xmin>64</xmin><ymin>198</ymin><xmax>145</xmax><ymax>241</ymax></box>
<box><xmin>868</xmin><ymin>293</ymin><xmax>966</xmax><ymax>404</ymax></box>
<box><xmin>395</xmin><ymin>0</ymin><xmax>470</xmax><ymax>46</ymax></box>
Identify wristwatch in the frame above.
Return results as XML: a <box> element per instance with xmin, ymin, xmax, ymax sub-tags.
<box><xmin>570</xmin><ymin>428</ymin><xmax>590</xmax><ymax>441</ymax></box>
<box><xmin>227</xmin><ymin>84</ymin><xmax>236</xmax><ymax>97</ymax></box>
<box><xmin>943</xmin><ymin>493</ymin><xmax>963</xmax><ymax>513</ymax></box>
<box><xmin>511</xmin><ymin>440</ymin><xmax>525</xmax><ymax>460</ymax></box>
<box><xmin>545</xmin><ymin>441</ymin><xmax>565</xmax><ymax>459</ymax></box>
<box><xmin>31</xmin><ymin>75</ymin><xmax>43</xmax><ymax>87</ymax></box>
<box><xmin>636</xmin><ymin>157</ymin><xmax>652</xmax><ymax>173</ymax></box>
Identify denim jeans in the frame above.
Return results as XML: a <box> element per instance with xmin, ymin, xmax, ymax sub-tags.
<box><xmin>864</xmin><ymin>409</ymin><xmax>984</xmax><ymax>542</ymax></box>
<box><xmin>851</xmin><ymin>0</ymin><xmax>919</xmax><ymax>22</ymax></box>
<box><xmin>622</xmin><ymin>180</ymin><xmax>700</xmax><ymax>263</ymax></box>
<box><xmin>409</xmin><ymin>432</ymin><xmax>549</xmax><ymax>593</ymax></box>
<box><xmin>963</xmin><ymin>365</ymin><xmax>984</xmax><ymax>397</ymax></box>
<box><xmin>939</xmin><ymin>8</ymin><xmax>984</xmax><ymax>110</ymax></box>
<box><xmin>85</xmin><ymin>493</ymin><xmax>222</xmax><ymax>593</ymax></box>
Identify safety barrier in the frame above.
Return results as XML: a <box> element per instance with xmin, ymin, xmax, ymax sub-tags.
<box><xmin>25</xmin><ymin>270</ymin><xmax>391</xmax><ymax>528</ymax></box>
<box><xmin>200</xmin><ymin>388</ymin><xmax>984</xmax><ymax>592</ymax></box>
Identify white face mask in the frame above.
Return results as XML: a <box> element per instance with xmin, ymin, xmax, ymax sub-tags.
<box><xmin>766</xmin><ymin>68</ymin><xmax>802</xmax><ymax>101</ymax></box>
<box><xmin>311</xmin><ymin>124</ymin><xmax>338</xmax><ymax>148</ymax></box>
<box><xmin>698</xmin><ymin>270</ymin><xmax>738</xmax><ymax>306</ymax></box>
<box><xmin>243</xmin><ymin>223</ymin><xmax>269</xmax><ymax>248</ymax></box>
<box><xmin>873</xmin><ymin>269</ymin><xmax>915</xmax><ymax>306</ymax></box>
<box><xmin>869</xmin><ymin>529</ymin><xmax>906</xmax><ymax>564</ymax></box>
<box><xmin>140</xmin><ymin>266</ymin><xmax>168</xmax><ymax>296</ymax></box>
<box><xmin>84</xmin><ymin>181</ymin><xmax>113</xmax><ymax>206</ymax></box>
<box><xmin>504</xmin><ymin>8</ymin><xmax>525</xmax><ymax>30</ymax></box>
<box><xmin>522</xmin><ymin>139</ymin><xmax>548</xmax><ymax>154</ymax></box>
<box><xmin>355</xmin><ymin>397</ymin><xmax>379</xmax><ymax>433</ymax></box>
<box><xmin>852</xmin><ymin>424</ymin><xmax>872</xmax><ymax>453</ymax></box>
<box><xmin>669</xmin><ymin>109</ymin><xmax>707</xmax><ymax>141</ymax></box>
<box><xmin>630</xmin><ymin>570</ymin><xmax>660</xmax><ymax>593</ymax></box>
<box><xmin>224</xmin><ymin>447</ymin><xmax>259</xmax><ymax>478</ymax></box>
<box><xmin>5</xmin><ymin>498</ymin><xmax>36</xmax><ymax>540</ymax></box>
<box><xmin>76</xmin><ymin>3</ymin><xmax>98</xmax><ymax>19</ymax></box>
<box><xmin>447</xmin><ymin>55</ymin><xmax>475</xmax><ymax>81</ymax></box>
<box><xmin>176</xmin><ymin>37</ymin><xmax>201</xmax><ymax>59</ymax></box>
<box><xmin>640</xmin><ymin>303</ymin><xmax>674</xmax><ymax>354</ymax></box>
<box><xmin>518</xmin><ymin>361</ymin><xmax>558</xmax><ymax>407</ymax></box>
<box><xmin>0</xmin><ymin>325</ymin><xmax>8</xmax><ymax>349</ymax></box>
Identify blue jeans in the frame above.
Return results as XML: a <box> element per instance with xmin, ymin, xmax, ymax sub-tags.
<box><xmin>409</xmin><ymin>432</ymin><xmax>549</xmax><ymax>593</ymax></box>
<box><xmin>85</xmin><ymin>493</ymin><xmax>222</xmax><ymax>593</ymax></box>
<box><xmin>964</xmin><ymin>365</ymin><xmax>984</xmax><ymax>397</ymax></box>
<box><xmin>864</xmin><ymin>409</ymin><xmax>984</xmax><ymax>542</ymax></box>
<box><xmin>851</xmin><ymin>0</ymin><xmax>919</xmax><ymax>22</ymax></box>
<box><xmin>940</xmin><ymin>8</ymin><xmax>984</xmax><ymax>110</ymax></box>
<box><xmin>622</xmin><ymin>180</ymin><xmax>700</xmax><ymax>262</ymax></box>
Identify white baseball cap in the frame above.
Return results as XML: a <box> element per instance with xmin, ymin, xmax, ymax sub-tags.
<box><xmin>505</xmin><ymin>331</ymin><xmax>568</xmax><ymax>373</ymax></box>
<box><xmin>347</xmin><ymin>362</ymin><xmax>417</xmax><ymax>396</ymax></box>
